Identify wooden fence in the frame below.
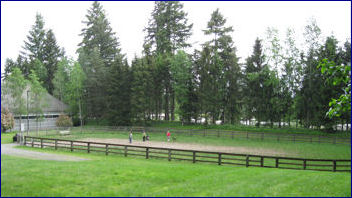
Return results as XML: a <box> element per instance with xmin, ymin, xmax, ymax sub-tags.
<box><xmin>24</xmin><ymin>136</ymin><xmax>351</xmax><ymax>172</ymax></box>
<box><xmin>79</xmin><ymin>126</ymin><xmax>351</xmax><ymax>145</ymax></box>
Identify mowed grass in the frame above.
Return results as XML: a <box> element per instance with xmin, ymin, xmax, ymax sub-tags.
<box><xmin>41</xmin><ymin>130</ymin><xmax>351</xmax><ymax>159</ymax></box>
<box><xmin>86</xmin><ymin>120</ymin><xmax>350</xmax><ymax>137</ymax></box>
<box><xmin>1</xmin><ymin>149</ymin><xmax>351</xmax><ymax>197</ymax></box>
<box><xmin>1</xmin><ymin>132</ymin><xmax>17</xmax><ymax>144</ymax></box>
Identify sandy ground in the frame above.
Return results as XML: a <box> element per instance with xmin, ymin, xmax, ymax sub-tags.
<box><xmin>80</xmin><ymin>138</ymin><xmax>290</xmax><ymax>156</ymax></box>
<box><xmin>1</xmin><ymin>143</ymin><xmax>88</xmax><ymax>161</ymax></box>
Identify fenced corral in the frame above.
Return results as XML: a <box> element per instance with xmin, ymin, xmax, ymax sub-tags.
<box><xmin>65</xmin><ymin>126</ymin><xmax>351</xmax><ymax>145</ymax></box>
<box><xmin>24</xmin><ymin>136</ymin><xmax>351</xmax><ymax>172</ymax></box>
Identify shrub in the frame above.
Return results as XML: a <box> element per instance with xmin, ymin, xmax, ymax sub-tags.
<box><xmin>56</xmin><ymin>114</ymin><xmax>73</xmax><ymax>128</ymax></box>
<box><xmin>1</xmin><ymin>106</ymin><xmax>14</xmax><ymax>133</ymax></box>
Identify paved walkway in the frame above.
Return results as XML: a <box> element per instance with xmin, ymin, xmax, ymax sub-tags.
<box><xmin>1</xmin><ymin>143</ymin><xmax>88</xmax><ymax>161</ymax></box>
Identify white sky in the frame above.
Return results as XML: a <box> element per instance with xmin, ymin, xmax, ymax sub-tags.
<box><xmin>1</xmin><ymin>1</ymin><xmax>351</xmax><ymax>75</ymax></box>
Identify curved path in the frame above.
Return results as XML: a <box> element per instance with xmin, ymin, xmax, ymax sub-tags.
<box><xmin>1</xmin><ymin>143</ymin><xmax>88</xmax><ymax>161</ymax></box>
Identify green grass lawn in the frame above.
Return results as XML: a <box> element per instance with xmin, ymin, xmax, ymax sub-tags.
<box><xmin>39</xmin><ymin>130</ymin><xmax>351</xmax><ymax>159</ymax></box>
<box><xmin>85</xmin><ymin>120</ymin><xmax>351</xmax><ymax>137</ymax></box>
<box><xmin>1</xmin><ymin>132</ymin><xmax>17</xmax><ymax>144</ymax></box>
<box><xmin>1</xmin><ymin>148</ymin><xmax>351</xmax><ymax>197</ymax></box>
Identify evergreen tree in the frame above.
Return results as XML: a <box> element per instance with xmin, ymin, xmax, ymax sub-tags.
<box><xmin>106</xmin><ymin>57</ymin><xmax>132</xmax><ymax>125</ymax></box>
<box><xmin>22</xmin><ymin>13</ymin><xmax>46</xmax><ymax>62</ymax></box>
<box><xmin>78</xmin><ymin>1</ymin><xmax>125</xmax><ymax>123</ymax></box>
<box><xmin>200</xmin><ymin>8</ymin><xmax>241</xmax><ymax>124</ymax></box>
<box><xmin>78</xmin><ymin>1</ymin><xmax>120</xmax><ymax>66</ymax></box>
<box><xmin>43</xmin><ymin>29</ymin><xmax>64</xmax><ymax>94</ymax></box>
<box><xmin>144</xmin><ymin>1</ymin><xmax>193</xmax><ymax>121</ymax></box>
<box><xmin>244</xmin><ymin>38</ymin><xmax>267</xmax><ymax>126</ymax></box>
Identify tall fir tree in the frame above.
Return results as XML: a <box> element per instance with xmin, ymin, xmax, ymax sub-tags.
<box><xmin>22</xmin><ymin>13</ymin><xmax>46</xmax><ymax>62</ymax></box>
<box><xmin>144</xmin><ymin>1</ymin><xmax>193</xmax><ymax>121</ymax></box>
<box><xmin>43</xmin><ymin>29</ymin><xmax>64</xmax><ymax>94</ymax></box>
<box><xmin>78</xmin><ymin>1</ymin><xmax>125</xmax><ymax>123</ymax></box>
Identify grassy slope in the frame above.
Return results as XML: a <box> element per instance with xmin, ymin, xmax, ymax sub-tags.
<box><xmin>1</xmin><ymin>150</ymin><xmax>351</xmax><ymax>197</ymax></box>
<box><xmin>42</xmin><ymin>131</ymin><xmax>351</xmax><ymax>159</ymax></box>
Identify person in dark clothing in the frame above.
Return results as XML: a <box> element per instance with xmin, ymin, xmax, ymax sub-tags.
<box><xmin>142</xmin><ymin>130</ymin><xmax>146</xmax><ymax>142</ymax></box>
<box><xmin>129</xmin><ymin>130</ymin><xmax>133</xmax><ymax>143</ymax></box>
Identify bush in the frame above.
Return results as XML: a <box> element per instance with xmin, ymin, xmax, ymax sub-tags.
<box><xmin>56</xmin><ymin>114</ymin><xmax>73</xmax><ymax>128</ymax></box>
<box><xmin>1</xmin><ymin>106</ymin><xmax>14</xmax><ymax>133</ymax></box>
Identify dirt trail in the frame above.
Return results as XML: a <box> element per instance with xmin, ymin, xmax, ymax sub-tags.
<box><xmin>1</xmin><ymin>143</ymin><xmax>88</xmax><ymax>161</ymax></box>
<box><xmin>80</xmin><ymin>138</ymin><xmax>290</xmax><ymax>156</ymax></box>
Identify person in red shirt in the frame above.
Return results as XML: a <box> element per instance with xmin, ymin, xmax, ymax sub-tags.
<box><xmin>166</xmin><ymin>130</ymin><xmax>171</xmax><ymax>142</ymax></box>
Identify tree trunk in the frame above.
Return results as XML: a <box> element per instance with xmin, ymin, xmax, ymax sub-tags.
<box><xmin>171</xmin><ymin>88</ymin><xmax>175</xmax><ymax>121</ymax></box>
<box><xmin>79</xmin><ymin>98</ymin><xmax>83</xmax><ymax>132</ymax></box>
<box><xmin>164</xmin><ymin>87</ymin><xmax>169</xmax><ymax>121</ymax></box>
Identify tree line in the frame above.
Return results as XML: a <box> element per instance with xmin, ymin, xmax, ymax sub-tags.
<box><xmin>3</xmin><ymin>1</ymin><xmax>350</xmax><ymax>132</ymax></box>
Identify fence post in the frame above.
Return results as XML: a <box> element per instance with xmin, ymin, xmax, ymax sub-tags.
<box><xmin>40</xmin><ymin>139</ymin><xmax>43</xmax><ymax>149</ymax></box>
<box><xmin>231</xmin><ymin>131</ymin><xmax>234</xmax><ymax>139</ymax></box>
<box><xmin>124</xmin><ymin>146</ymin><xmax>127</xmax><ymax>157</ymax></box>
<box><xmin>218</xmin><ymin>154</ymin><xmax>222</xmax><ymax>165</ymax></box>
<box><xmin>246</xmin><ymin>155</ymin><xmax>249</xmax><ymax>167</ymax></box>
<box><xmin>189</xmin><ymin>129</ymin><xmax>192</xmax><ymax>136</ymax></box>
<box><xmin>24</xmin><ymin>136</ymin><xmax>27</xmax><ymax>145</ymax></box>
<box><xmin>203</xmin><ymin>129</ymin><xmax>206</xmax><ymax>137</ymax></box>
<box><xmin>55</xmin><ymin>140</ymin><xmax>57</xmax><ymax>150</ymax></box>
<box><xmin>70</xmin><ymin>141</ymin><xmax>73</xmax><ymax>152</ymax></box>
<box><xmin>277</xmin><ymin>134</ymin><xmax>280</xmax><ymax>142</ymax></box>
<box><xmin>32</xmin><ymin>138</ymin><xmax>34</xmax><ymax>147</ymax></box>
<box><xmin>193</xmin><ymin>151</ymin><xmax>196</xmax><ymax>163</ymax></box>
<box><xmin>318</xmin><ymin>136</ymin><xmax>320</xmax><ymax>144</ymax></box>
<box><xmin>260</xmin><ymin>157</ymin><xmax>264</xmax><ymax>167</ymax></box>
<box><xmin>310</xmin><ymin>137</ymin><xmax>312</xmax><ymax>143</ymax></box>
<box><xmin>105</xmin><ymin>144</ymin><xmax>109</xmax><ymax>155</ymax></box>
<box><xmin>246</xmin><ymin>132</ymin><xmax>249</xmax><ymax>140</ymax></box>
<box><xmin>217</xmin><ymin>130</ymin><xmax>220</xmax><ymax>138</ymax></box>
<box><xmin>303</xmin><ymin>159</ymin><xmax>306</xmax><ymax>170</ymax></box>
<box><xmin>146</xmin><ymin>148</ymin><xmax>149</xmax><ymax>159</ymax></box>
<box><xmin>333</xmin><ymin>160</ymin><xmax>336</xmax><ymax>172</ymax></box>
<box><xmin>168</xmin><ymin>150</ymin><xmax>171</xmax><ymax>161</ymax></box>
<box><xmin>293</xmin><ymin>134</ymin><xmax>295</xmax><ymax>143</ymax></box>
<box><xmin>87</xmin><ymin>142</ymin><xmax>90</xmax><ymax>153</ymax></box>
<box><xmin>275</xmin><ymin>158</ymin><xmax>279</xmax><ymax>168</ymax></box>
<box><xmin>333</xmin><ymin>137</ymin><xmax>336</xmax><ymax>144</ymax></box>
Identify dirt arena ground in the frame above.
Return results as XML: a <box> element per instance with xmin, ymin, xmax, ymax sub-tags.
<box><xmin>79</xmin><ymin>138</ymin><xmax>290</xmax><ymax>156</ymax></box>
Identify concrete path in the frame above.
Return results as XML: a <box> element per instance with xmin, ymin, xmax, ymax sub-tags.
<box><xmin>1</xmin><ymin>143</ymin><xmax>88</xmax><ymax>161</ymax></box>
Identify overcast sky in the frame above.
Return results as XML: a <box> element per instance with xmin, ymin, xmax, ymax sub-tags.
<box><xmin>1</xmin><ymin>1</ymin><xmax>351</xmax><ymax>74</ymax></box>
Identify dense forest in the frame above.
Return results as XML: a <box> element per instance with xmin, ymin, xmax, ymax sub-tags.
<box><xmin>2</xmin><ymin>1</ymin><xmax>351</xmax><ymax>132</ymax></box>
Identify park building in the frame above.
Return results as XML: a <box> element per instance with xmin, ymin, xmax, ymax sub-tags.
<box><xmin>1</xmin><ymin>86</ymin><xmax>69</xmax><ymax>132</ymax></box>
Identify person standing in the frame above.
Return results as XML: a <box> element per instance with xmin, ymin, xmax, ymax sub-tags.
<box><xmin>142</xmin><ymin>130</ymin><xmax>146</xmax><ymax>142</ymax></box>
<box><xmin>166</xmin><ymin>130</ymin><xmax>171</xmax><ymax>142</ymax></box>
<box><xmin>129</xmin><ymin>130</ymin><xmax>133</xmax><ymax>143</ymax></box>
